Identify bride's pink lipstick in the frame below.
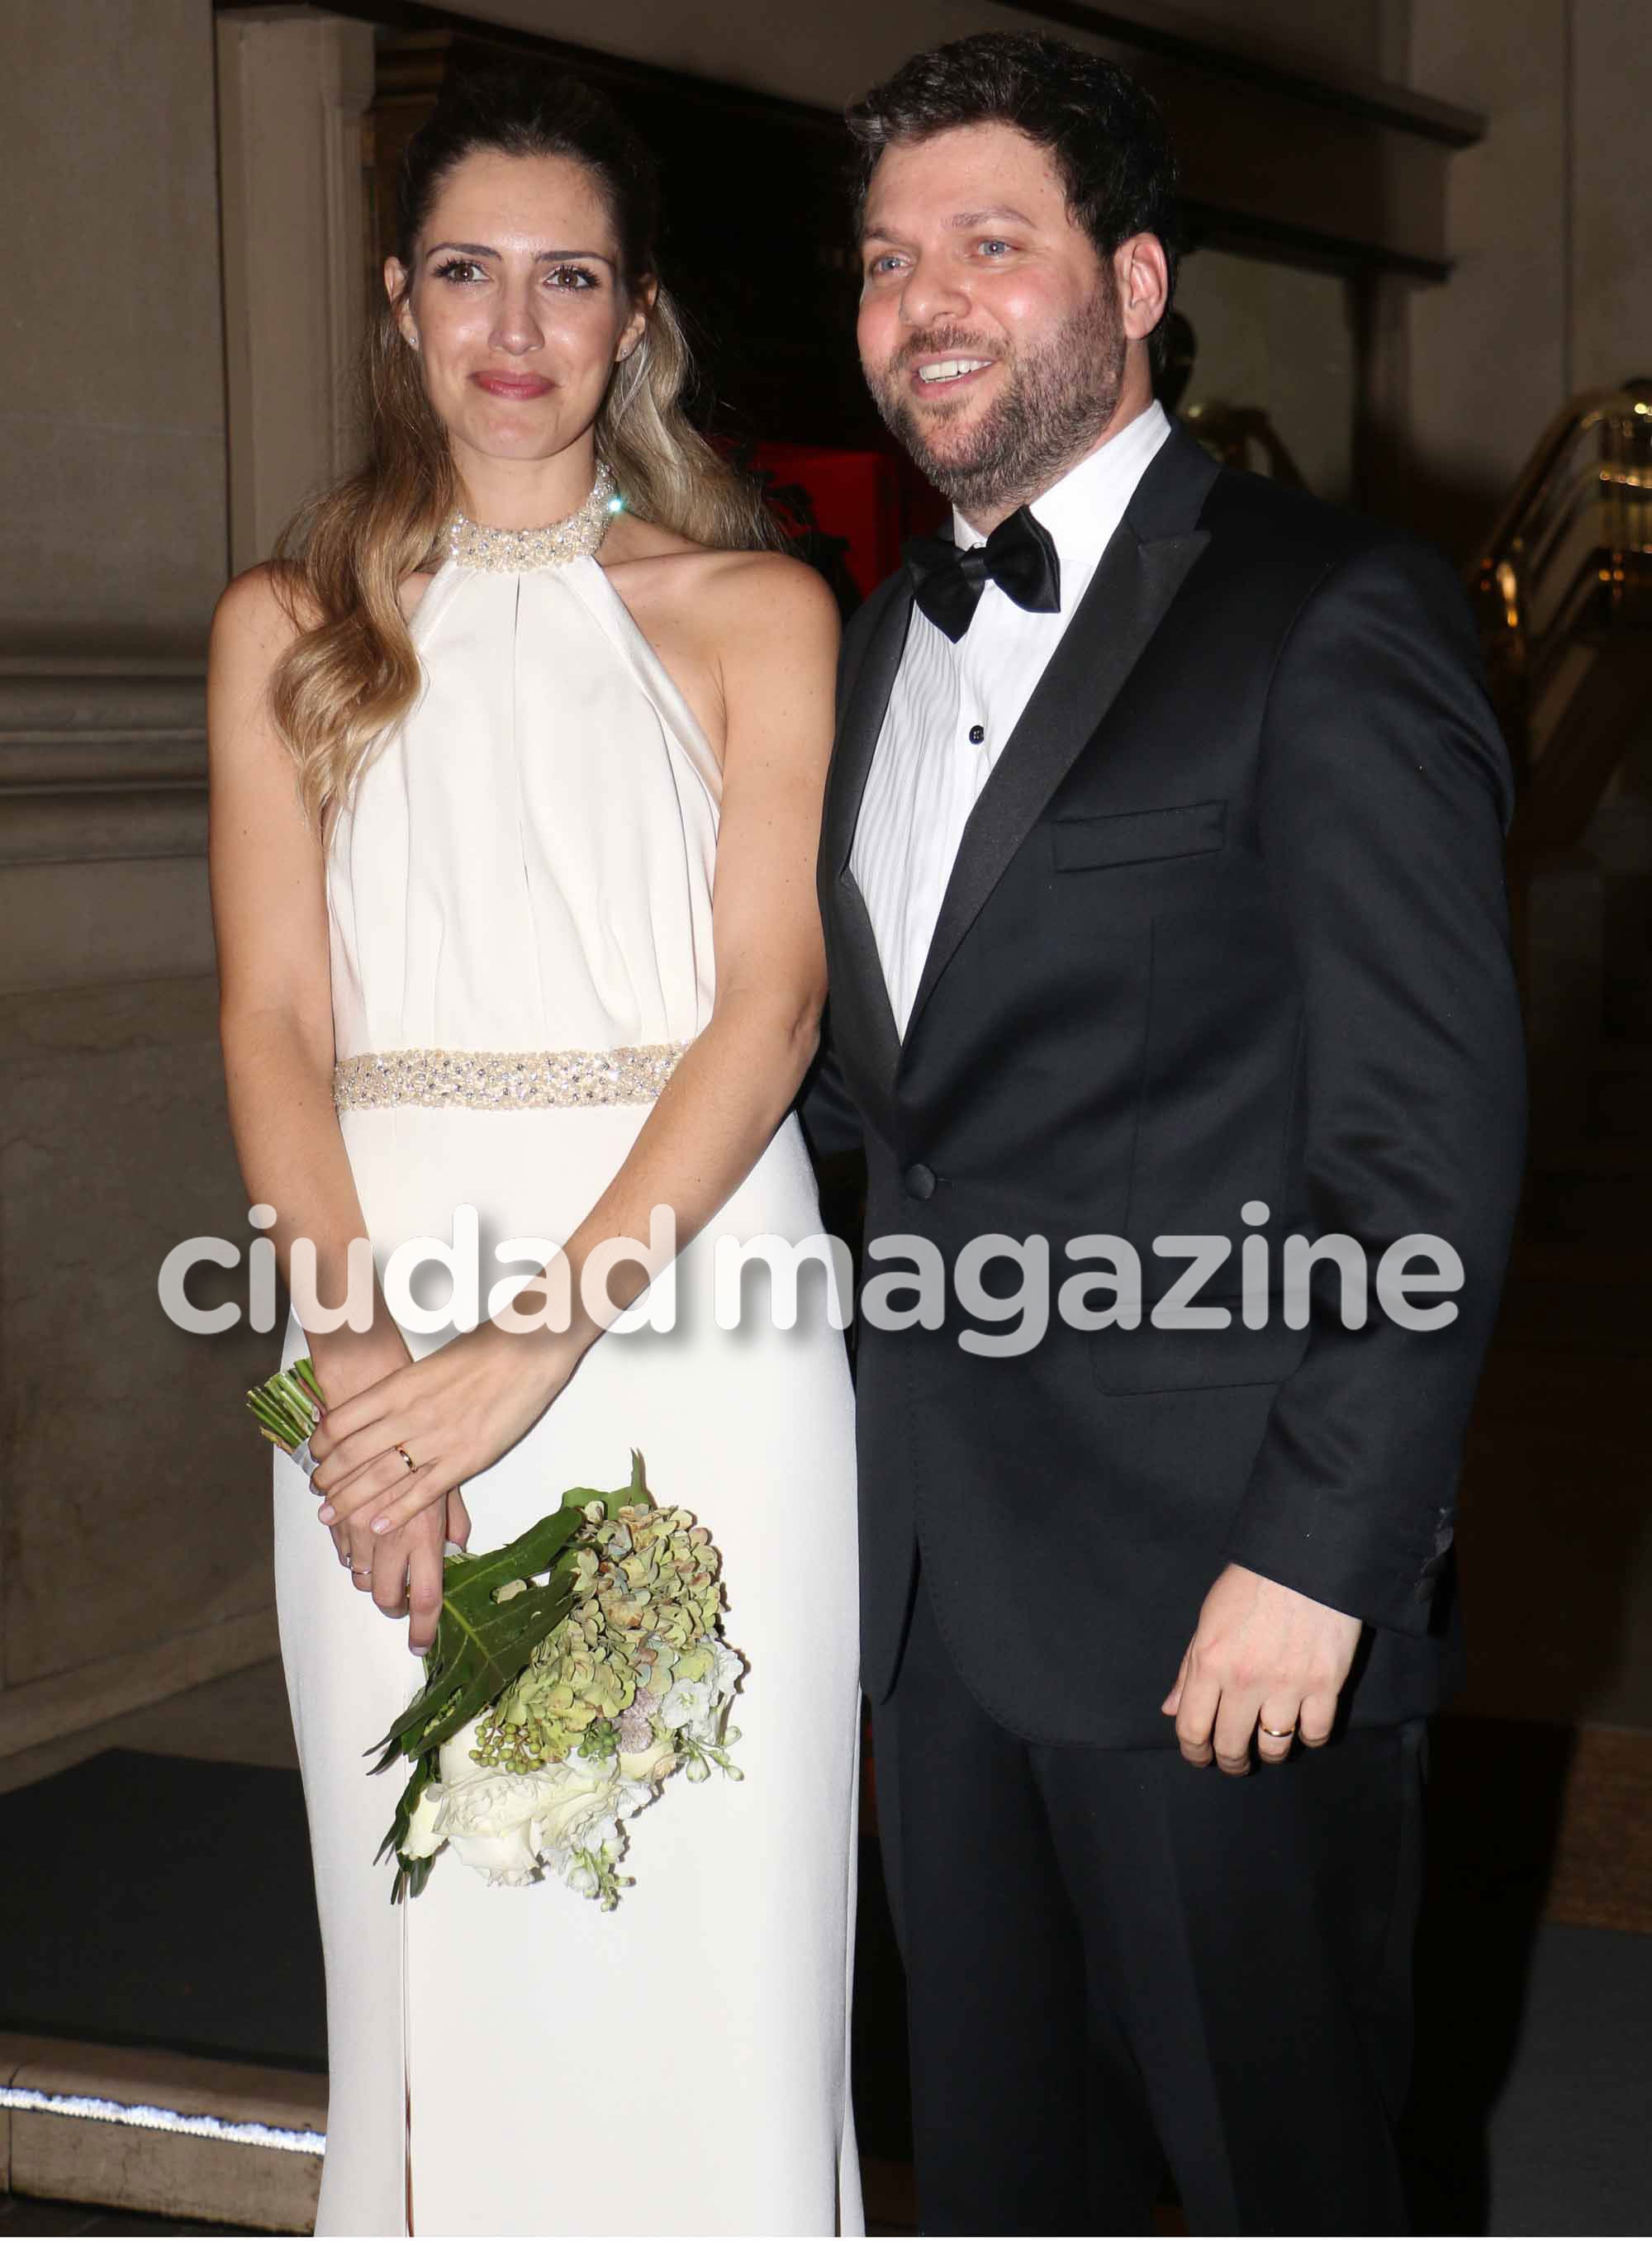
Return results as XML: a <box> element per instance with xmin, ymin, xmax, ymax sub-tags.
<box><xmin>472</xmin><ymin>372</ymin><xmax>553</xmax><ymax>399</ymax></box>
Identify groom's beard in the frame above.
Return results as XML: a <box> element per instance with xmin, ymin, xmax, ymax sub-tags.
<box><xmin>866</xmin><ymin>284</ymin><xmax>1127</xmax><ymax>520</ymax></box>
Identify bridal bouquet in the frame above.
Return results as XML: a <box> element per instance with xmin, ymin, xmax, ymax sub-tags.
<box><xmin>248</xmin><ymin>1360</ymin><xmax>744</xmax><ymax>1907</ymax></box>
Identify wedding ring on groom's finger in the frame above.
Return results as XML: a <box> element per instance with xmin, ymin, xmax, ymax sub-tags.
<box><xmin>1259</xmin><ymin>1723</ymin><xmax>1297</xmax><ymax>1741</ymax></box>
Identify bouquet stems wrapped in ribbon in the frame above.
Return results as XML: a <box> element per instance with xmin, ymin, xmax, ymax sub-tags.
<box><xmin>248</xmin><ymin>1359</ymin><xmax>744</xmax><ymax>1906</ymax></box>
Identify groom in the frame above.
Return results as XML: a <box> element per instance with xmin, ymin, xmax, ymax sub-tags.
<box><xmin>803</xmin><ymin>31</ymin><xmax>1527</xmax><ymax>2237</ymax></box>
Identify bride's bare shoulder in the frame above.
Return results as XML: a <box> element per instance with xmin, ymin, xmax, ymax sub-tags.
<box><xmin>209</xmin><ymin>561</ymin><xmax>323</xmax><ymax>687</ymax></box>
<box><xmin>212</xmin><ymin>559</ymin><xmax>432</xmax><ymax>660</ymax></box>
<box><xmin>603</xmin><ymin>515</ymin><xmax>837</xmax><ymax>634</ymax></box>
<box><xmin>213</xmin><ymin>558</ymin><xmax>306</xmax><ymax>637</ymax></box>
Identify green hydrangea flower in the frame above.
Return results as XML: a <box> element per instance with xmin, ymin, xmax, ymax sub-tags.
<box><xmin>468</xmin><ymin>1493</ymin><xmax>743</xmax><ymax>1807</ymax></box>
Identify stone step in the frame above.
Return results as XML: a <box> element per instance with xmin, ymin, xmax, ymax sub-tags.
<box><xmin>0</xmin><ymin>2039</ymin><xmax>322</xmax><ymax>2235</ymax></box>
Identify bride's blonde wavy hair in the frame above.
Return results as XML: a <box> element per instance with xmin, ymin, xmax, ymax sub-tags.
<box><xmin>270</xmin><ymin>68</ymin><xmax>778</xmax><ymax>827</ymax></box>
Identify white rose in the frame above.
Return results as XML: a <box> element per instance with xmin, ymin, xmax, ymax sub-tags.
<box><xmin>414</xmin><ymin>1714</ymin><xmax>648</xmax><ymax>1889</ymax></box>
<box><xmin>529</xmin><ymin>1759</ymin><xmax>624</xmax><ymax>1860</ymax></box>
<box><xmin>446</xmin><ymin>1821</ymin><xmax>542</xmax><ymax>1887</ymax></box>
<box><xmin>436</xmin><ymin>1769</ymin><xmax>550</xmax><ymax>1888</ymax></box>
<box><xmin>400</xmin><ymin>1780</ymin><xmax>448</xmax><ymax>1861</ymax></box>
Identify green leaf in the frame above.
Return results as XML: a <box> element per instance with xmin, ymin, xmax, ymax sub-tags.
<box><xmin>377</xmin><ymin>1745</ymin><xmax>435</xmax><ymax>1861</ymax></box>
<box><xmin>394</xmin><ymin>1851</ymin><xmax>436</xmax><ymax>1904</ymax></box>
<box><xmin>366</xmin><ymin>1488</ymin><xmax>627</xmax><ymax>1766</ymax></box>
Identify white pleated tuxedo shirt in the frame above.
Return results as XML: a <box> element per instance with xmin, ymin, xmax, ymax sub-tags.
<box><xmin>851</xmin><ymin>397</ymin><xmax>1173</xmax><ymax>1036</ymax></box>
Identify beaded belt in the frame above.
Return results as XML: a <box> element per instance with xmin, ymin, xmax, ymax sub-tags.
<box><xmin>333</xmin><ymin>1043</ymin><xmax>689</xmax><ymax>1111</ymax></box>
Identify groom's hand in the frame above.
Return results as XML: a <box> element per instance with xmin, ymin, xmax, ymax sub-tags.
<box><xmin>1161</xmin><ymin>1564</ymin><xmax>1363</xmax><ymax>1773</ymax></box>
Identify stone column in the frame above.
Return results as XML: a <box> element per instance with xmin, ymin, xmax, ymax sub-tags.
<box><xmin>0</xmin><ymin>0</ymin><xmax>227</xmax><ymax>652</ymax></box>
<box><xmin>0</xmin><ymin>657</ymin><xmax>281</xmax><ymax>1758</ymax></box>
<box><xmin>1403</xmin><ymin>0</ymin><xmax>1571</xmax><ymax>561</ymax></box>
<box><xmin>216</xmin><ymin>7</ymin><xmax>377</xmax><ymax>570</ymax></box>
<box><xmin>0</xmin><ymin>5</ymin><xmax>375</xmax><ymax>1760</ymax></box>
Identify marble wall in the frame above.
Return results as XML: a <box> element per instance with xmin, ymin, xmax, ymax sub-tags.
<box><xmin>0</xmin><ymin>2</ymin><xmax>265</xmax><ymax>1755</ymax></box>
<box><xmin>1569</xmin><ymin>0</ymin><xmax>1652</xmax><ymax>394</ymax></box>
<box><xmin>0</xmin><ymin>976</ymin><xmax>278</xmax><ymax>1753</ymax></box>
<box><xmin>1405</xmin><ymin>0</ymin><xmax>1652</xmax><ymax>558</ymax></box>
<box><xmin>0</xmin><ymin>0</ymin><xmax>225</xmax><ymax>657</ymax></box>
<box><xmin>1175</xmin><ymin>253</ymin><xmax>1359</xmax><ymax>506</ymax></box>
<box><xmin>0</xmin><ymin>653</ymin><xmax>278</xmax><ymax>1752</ymax></box>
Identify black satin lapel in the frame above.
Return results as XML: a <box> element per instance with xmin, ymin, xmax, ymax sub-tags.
<box><xmin>834</xmin><ymin>870</ymin><xmax>902</xmax><ymax>1085</ymax></box>
<box><xmin>904</xmin><ymin>523</ymin><xmax>1211</xmax><ymax>1036</ymax></box>
<box><xmin>825</xmin><ymin>584</ymin><xmax>914</xmax><ymax>876</ymax></box>
<box><xmin>818</xmin><ymin>582</ymin><xmax>914</xmax><ymax>1091</ymax></box>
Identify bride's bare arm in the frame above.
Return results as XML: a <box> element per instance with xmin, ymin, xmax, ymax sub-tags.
<box><xmin>306</xmin><ymin>550</ymin><xmax>842</xmax><ymax>1538</ymax></box>
<box><xmin>208</xmin><ymin>567</ymin><xmax>464</xmax><ymax>1639</ymax></box>
<box><xmin>553</xmin><ymin>549</ymin><xmax>843</xmax><ymax>1299</ymax></box>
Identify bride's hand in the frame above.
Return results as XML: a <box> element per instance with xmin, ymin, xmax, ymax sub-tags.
<box><xmin>306</xmin><ymin>1318</ymin><xmax>578</xmax><ymax>1541</ymax></box>
<box><xmin>306</xmin><ymin>1327</ymin><xmax>415</xmax><ymax>1588</ymax></box>
<box><xmin>363</xmin><ymin>1500</ymin><xmax>456</xmax><ymax>1656</ymax></box>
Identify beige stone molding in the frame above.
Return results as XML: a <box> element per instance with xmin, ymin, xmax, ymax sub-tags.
<box><xmin>0</xmin><ymin>662</ymin><xmax>207</xmax><ymax>868</ymax></box>
<box><xmin>217</xmin><ymin>7</ymin><xmax>377</xmax><ymax>576</ymax></box>
<box><xmin>0</xmin><ymin>1608</ymin><xmax>280</xmax><ymax>1762</ymax></box>
<box><xmin>0</xmin><ymin>793</ymin><xmax>206</xmax><ymax>866</ymax></box>
<box><xmin>0</xmin><ymin>2034</ymin><xmax>323</xmax><ymax>2233</ymax></box>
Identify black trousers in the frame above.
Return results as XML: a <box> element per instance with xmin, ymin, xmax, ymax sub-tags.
<box><xmin>871</xmin><ymin>1562</ymin><xmax>1427</xmax><ymax>2237</ymax></box>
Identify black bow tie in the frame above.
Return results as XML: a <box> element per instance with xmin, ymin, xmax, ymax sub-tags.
<box><xmin>904</xmin><ymin>506</ymin><xmax>1062</xmax><ymax>641</ymax></box>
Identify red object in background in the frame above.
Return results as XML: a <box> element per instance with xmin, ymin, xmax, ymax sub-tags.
<box><xmin>713</xmin><ymin>437</ymin><xmax>951</xmax><ymax>602</ymax></box>
<box><xmin>747</xmin><ymin>443</ymin><xmax>904</xmax><ymax>600</ymax></box>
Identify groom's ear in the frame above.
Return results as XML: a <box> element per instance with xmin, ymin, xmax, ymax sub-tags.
<box><xmin>1116</xmin><ymin>233</ymin><xmax>1170</xmax><ymax>344</ymax></box>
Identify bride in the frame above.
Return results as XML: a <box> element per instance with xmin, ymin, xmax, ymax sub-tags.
<box><xmin>207</xmin><ymin>66</ymin><xmax>862</xmax><ymax>2238</ymax></box>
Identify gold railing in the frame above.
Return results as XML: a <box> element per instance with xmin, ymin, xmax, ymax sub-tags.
<box><xmin>1472</xmin><ymin>381</ymin><xmax>1652</xmax><ymax>855</ymax></box>
<box><xmin>1179</xmin><ymin>400</ymin><xmax>1308</xmax><ymax>488</ymax></box>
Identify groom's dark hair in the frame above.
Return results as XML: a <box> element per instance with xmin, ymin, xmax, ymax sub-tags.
<box><xmin>845</xmin><ymin>32</ymin><xmax>1183</xmax><ymax>363</ymax></box>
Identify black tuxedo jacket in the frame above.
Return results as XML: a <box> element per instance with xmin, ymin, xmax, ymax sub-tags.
<box><xmin>803</xmin><ymin>422</ymin><xmax>1527</xmax><ymax>1748</ymax></box>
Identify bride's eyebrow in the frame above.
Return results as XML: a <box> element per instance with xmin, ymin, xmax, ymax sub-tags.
<box><xmin>425</xmin><ymin>240</ymin><xmax>615</xmax><ymax>266</ymax></box>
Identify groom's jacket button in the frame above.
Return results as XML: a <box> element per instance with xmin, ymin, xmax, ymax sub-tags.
<box><xmin>902</xmin><ymin>1161</ymin><xmax>938</xmax><ymax>1200</ymax></box>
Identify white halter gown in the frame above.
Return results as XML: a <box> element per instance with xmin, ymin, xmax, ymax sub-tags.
<box><xmin>272</xmin><ymin>540</ymin><xmax>863</xmax><ymax>2236</ymax></box>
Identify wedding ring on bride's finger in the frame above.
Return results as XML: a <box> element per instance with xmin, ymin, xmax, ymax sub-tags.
<box><xmin>395</xmin><ymin>1444</ymin><xmax>416</xmax><ymax>1472</ymax></box>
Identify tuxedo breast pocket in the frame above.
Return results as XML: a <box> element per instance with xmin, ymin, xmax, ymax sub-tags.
<box><xmin>1051</xmin><ymin>799</ymin><xmax>1227</xmax><ymax>872</ymax></box>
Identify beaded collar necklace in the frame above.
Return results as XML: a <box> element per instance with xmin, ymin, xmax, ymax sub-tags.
<box><xmin>448</xmin><ymin>461</ymin><xmax>620</xmax><ymax>572</ymax></box>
